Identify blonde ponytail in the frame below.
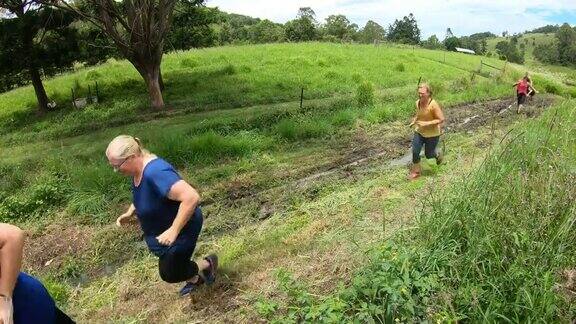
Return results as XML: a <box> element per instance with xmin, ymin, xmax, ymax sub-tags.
<box><xmin>106</xmin><ymin>135</ymin><xmax>156</xmax><ymax>160</ymax></box>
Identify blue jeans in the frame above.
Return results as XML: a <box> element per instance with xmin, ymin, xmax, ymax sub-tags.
<box><xmin>412</xmin><ymin>133</ymin><xmax>440</xmax><ymax>164</ymax></box>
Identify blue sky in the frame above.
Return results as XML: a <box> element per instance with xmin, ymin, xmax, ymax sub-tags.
<box><xmin>543</xmin><ymin>10</ymin><xmax>576</xmax><ymax>25</ymax></box>
<box><xmin>206</xmin><ymin>0</ymin><xmax>576</xmax><ymax>38</ymax></box>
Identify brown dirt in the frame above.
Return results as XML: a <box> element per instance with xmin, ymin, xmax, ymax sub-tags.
<box><xmin>23</xmin><ymin>225</ymin><xmax>95</xmax><ymax>273</ymax></box>
<box><xmin>555</xmin><ymin>269</ymin><xmax>576</xmax><ymax>302</ymax></box>
<box><xmin>182</xmin><ymin>270</ymin><xmax>244</xmax><ymax>322</ymax></box>
<box><xmin>225</xmin><ymin>178</ymin><xmax>258</xmax><ymax>201</ymax></box>
<box><xmin>445</xmin><ymin>95</ymin><xmax>555</xmax><ymax>133</ymax></box>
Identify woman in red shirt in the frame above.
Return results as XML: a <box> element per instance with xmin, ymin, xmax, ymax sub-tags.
<box><xmin>512</xmin><ymin>76</ymin><xmax>530</xmax><ymax>113</ymax></box>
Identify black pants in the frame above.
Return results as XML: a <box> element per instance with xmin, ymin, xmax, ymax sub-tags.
<box><xmin>56</xmin><ymin>307</ymin><xmax>75</xmax><ymax>324</ymax></box>
<box><xmin>158</xmin><ymin>242</ymin><xmax>199</xmax><ymax>283</ymax></box>
<box><xmin>151</xmin><ymin>208</ymin><xmax>204</xmax><ymax>283</ymax></box>
<box><xmin>517</xmin><ymin>92</ymin><xmax>527</xmax><ymax>105</ymax></box>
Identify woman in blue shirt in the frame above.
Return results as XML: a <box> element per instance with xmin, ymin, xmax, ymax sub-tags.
<box><xmin>0</xmin><ymin>223</ymin><xmax>74</xmax><ymax>324</ymax></box>
<box><xmin>106</xmin><ymin>135</ymin><xmax>217</xmax><ymax>296</ymax></box>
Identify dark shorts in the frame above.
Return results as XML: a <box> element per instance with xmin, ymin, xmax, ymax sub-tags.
<box><xmin>517</xmin><ymin>92</ymin><xmax>527</xmax><ymax>105</ymax></box>
<box><xmin>412</xmin><ymin>132</ymin><xmax>440</xmax><ymax>164</ymax></box>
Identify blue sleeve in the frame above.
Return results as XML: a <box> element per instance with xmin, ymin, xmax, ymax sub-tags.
<box><xmin>148</xmin><ymin>162</ymin><xmax>182</xmax><ymax>198</ymax></box>
<box><xmin>13</xmin><ymin>273</ymin><xmax>56</xmax><ymax>324</ymax></box>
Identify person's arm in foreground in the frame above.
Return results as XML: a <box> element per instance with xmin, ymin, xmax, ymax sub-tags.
<box><xmin>0</xmin><ymin>223</ymin><xmax>25</xmax><ymax>324</ymax></box>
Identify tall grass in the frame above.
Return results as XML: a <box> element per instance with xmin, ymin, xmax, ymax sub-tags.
<box><xmin>415</xmin><ymin>101</ymin><xmax>576</xmax><ymax>321</ymax></box>
<box><xmin>275</xmin><ymin>115</ymin><xmax>334</xmax><ymax>141</ymax></box>
<box><xmin>151</xmin><ymin>130</ymin><xmax>272</xmax><ymax>167</ymax></box>
<box><xmin>267</xmin><ymin>100</ymin><xmax>576</xmax><ymax>322</ymax></box>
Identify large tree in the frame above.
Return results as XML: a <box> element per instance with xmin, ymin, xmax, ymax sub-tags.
<box><xmin>495</xmin><ymin>39</ymin><xmax>524</xmax><ymax>63</ymax></box>
<box><xmin>533</xmin><ymin>42</ymin><xmax>559</xmax><ymax>64</ymax></box>
<box><xmin>422</xmin><ymin>35</ymin><xmax>443</xmax><ymax>50</ymax></box>
<box><xmin>443</xmin><ymin>36</ymin><xmax>460</xmax><ymax>51</ymax></box>
<box><xmin>528</xmin><ymin>24</ymin><xmax>560</xmax><ymax>34</ymax></box>
<box><xmin>387</xmin><ymin>13</ymin><xmax>420</xmax><ymax>45</ymax></box>
<box><xmin>556</xmin><ymin>23</ymin><xmax>576</xmax><ymax>65</ymax></box>
<box><xmin>166</xmin><ymin>1</ymin><xmax>218</xmax><ymax>50</ymax></box>
<box><xmin>359</xmin><ymin>20</ymin><xmax>385</xmax><ymax>44</ymax></box>
<box><xmin>248</xmin><ymin>19</ymin><xmax>284</xmax><ymax>44</ymax></box>
<box><xmin>0</xmin><ymin>1</ymin><xmax>79</xmax><ymax>113</ymax></box>
<box><xmin>322</xmin><ymin>14</ymin><xmax>357</xmax><ymax>41</ymax></box>
<box><xmin>49</xmin><ymin>0</ymin><xmax>185</xmax><ymax>109</ymax></box>
<box><xmin>284</xmin><ymin>7</ymin><xmax>317</xmax><ymax>42</ymax></box>
<box><xmin>296</xmin><ymin>7</ymin><xmax>316</xmax><ymax>24</ymax></box>
<box><xmin>532</xmin><ymin>23</ymin><xmax>576</xmax><ymax>65</ymax></box>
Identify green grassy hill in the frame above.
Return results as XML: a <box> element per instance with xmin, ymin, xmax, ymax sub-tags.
<box><xmin>486</xmin><ymin>32</ymin><xmax>576</xmax><ymax>87</ymax></box>
<box><xmin>0</xmin><ymin>42</ymin><xmax>575</xmax><ymax>322</ymax></box>
<box><xmin>486</xmin><ymin>32</ymin><xmax>555</xmax><ymax>63</ymax></box>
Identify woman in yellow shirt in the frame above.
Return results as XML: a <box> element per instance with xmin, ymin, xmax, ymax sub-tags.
<box><xmin>408</xmin><ymin>83</ymin><xmax>445</xmax><ymax>179</ymax></box>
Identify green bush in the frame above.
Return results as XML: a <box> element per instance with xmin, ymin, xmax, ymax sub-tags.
<box><xmin>356</xmin><ymin>81</ymin><xmax>375</xmax><ymax>107</ymax></box>
<box><xmin>42</xmin><ymin>278</ymin><xmax>72</xmax><ymax>306</ymax></box>
<box><xmin>394</xmin><ymin>62</ymin><xmax>406</xmax><ymax>72</ymax></box>
<box><xmin>450</xmin><ymin>75</ymin><xmax>472</xmax><ymax>92</ymax></box>
<box><xmin>237</xmin><ymin>65</ymin><xmax>252</xmax><ymax>73</ymax></box>
<box><xmin>221</xmin><ymin>63</ymin><xmax>236</xmax><ymax>75</ymax></box>
<box><xmin>153</xmin><ymin>131</ymin><xmax>269</xmax><ymax>167</ymax></box>
<box><xmin>428</xmin><ymin>81</ymin><xmax>446</xmax><ymax>95</ymax></box>
<box><xmin>351</xmin><ymin>73</ymin><xmax>363</xmax><ymax>84</ymax></box>
<box><xmin>0</xmin><ymin>162</ymin><xmax>27</xmax><ymax>193</ymax></box>
<box><xmin>275</xmin><ymin>116</ymin><xmax>332</xmax><ymax>141</ymax></box>
<box><xmin>85</xmin><ymin>70</ymin><xmax>102</xmax><ymax>81</ymax></box>
<box><xmin>533</xmin><ymin>76</ymin><xmax>563</xmax><ymax>96</ymax></box>
<box><xmin>0</xmin><ymin>176</ymin><xmax>68</xmax><ymax>221</ymax></box>
<box><xmin>261</xmin><ymin>246</ymin><xmax>441</xmax><ymax>322</ymax></box>
<box><xmin>330</xmin><ymin>109</ymin><xmax>356</xmax><ymax>127</ymax></box>
<box><xmin>180</xmin><ymin>57</ymin><xmax>200</xmax><ymax>68</ymax></box>
<box><xmin>365</xmin><ymin>105</ymin><xmax>403</xmax><ymax>123</ymax></box>
<box><xmin>316</xmin><ymin>59</ymin><xmax>329</xmax><ymax>67</ymax></box>
<box><xmin>324</xmin><ymin>70</ymin><xmax>339</xmax><ymax>80</ymax></box>
<box><xmin>543</xmin><ymin>82</ymin><xmax>561</xmax><ymax>95</ymax></box>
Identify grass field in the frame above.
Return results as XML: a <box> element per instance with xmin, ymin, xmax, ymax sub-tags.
<box><xmin>486</xmin><ymin>32</ymin><xmax>555</xmax><ymax>62</ymax></box>
<box><xmin>486</xmin><ymin>32</ymin><xmax>576</xmax><ymax>86</ymax></box>
<box><xmin>0</xmin><ymin>42</ymin><xmax>575</xmax><ymax>322</ymax></box>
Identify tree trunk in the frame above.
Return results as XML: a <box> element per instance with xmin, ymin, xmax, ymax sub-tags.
<box><xmin>158</xmin><ymin>67</ymin><xmax>165</xmax><ymax>92</ymax></box>
<box><xmin>30</xmin><ymin>67</ymin><xmax>49</xmax><ymax>115</ymax></box>
<box><xmin>146</xmin><ymin>74</ymin><xmax>164</xmax><ymax>109</ymax></box>
<box><xmin>19</xmin><ymin>9</ymin><xmax>49</xmax><ymax>115</ymax></box>
<box><xmin>135</xmin><ymin>62</ymin><xmax>164</xmax><ymax>109</ymax></box>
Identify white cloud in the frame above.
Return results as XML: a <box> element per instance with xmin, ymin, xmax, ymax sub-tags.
<box><xmin>205</xmin><ymin>0</ymin><xmax>576</xmax><ymax>38</ymax></box>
